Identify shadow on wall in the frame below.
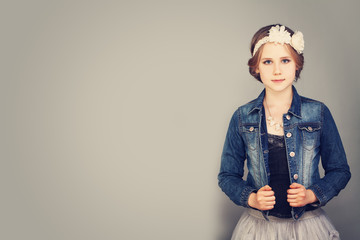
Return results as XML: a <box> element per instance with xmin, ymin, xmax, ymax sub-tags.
<box><xmin>217</xmin><ymin>196</ymin><xmax>245</xmax><ymax>240</ymax></box>
<box><xmin>217</xmin><ymin>162</ymin><xmax>250</xmax><ymax>239</ymax></box>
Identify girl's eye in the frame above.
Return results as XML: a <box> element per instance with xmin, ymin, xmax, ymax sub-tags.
<box><xmin>282</xmin><ymin>59</ymin><xmax>290</xmax><ymax>63</ymax></box>
<box><xmin>263</xmin><ymin>60</ymin><xmax>272</xmax><ymax>65</ymax></box>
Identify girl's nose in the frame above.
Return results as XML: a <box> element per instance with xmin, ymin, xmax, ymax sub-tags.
<box><xmin>273</xmin><ymin>62</ymin><xmax>281</xmax><ymax>75</ymax></box>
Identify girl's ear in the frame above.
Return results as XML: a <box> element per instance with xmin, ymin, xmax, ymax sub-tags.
<box><xmin>255</xmin><ymin>68</ymin><xmax>260</xmax><ymax>74</ymax></box>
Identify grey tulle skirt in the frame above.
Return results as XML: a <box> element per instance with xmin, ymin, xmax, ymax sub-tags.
<box><xmin>231</xmin><ymin>208</ymin><xmax>340</xmax><ymax>240</ymax></box>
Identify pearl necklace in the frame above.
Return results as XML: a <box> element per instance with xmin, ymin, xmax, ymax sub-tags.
<box><xmin>264</xmin><ymin>98</ymin><xmax>286</xmax><ymax>132</ymax></box>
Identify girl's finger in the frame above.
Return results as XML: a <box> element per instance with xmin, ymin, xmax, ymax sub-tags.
<box><xmin>259</xmin><ymin>185</ymin><xmax>272</xmax><ymax>191</ymax></box>
<box><xmin>264</xmin><ymin>201</ymin><xmax>276</xmax><ymax>206</ymax></box>
<box><xmin>290</xmin><ymin>183</ymin><xmax>302</xmax><ymax>188</ymax></box>
<box><xmin>263</xmin><ymin>196</ymin><xmax>275</xmax><ymax>201</ymax></box>
<box><xmin>287</xmin><ymin>194</ymin><xmax>297</xmax><ymax>199</ymax></box>
<box><xmin>287</xmin><ymin>196</ymin><xmax>299</xmax><ymax>201</ymax></box>
<box><xmin>261</xmin><ymin>191</ymin><xmax>275</xmax><ymax>197</ymax></box>
<box><xmin>287</xmin><ymin>189</ymin><xmax>299</xmax><ymax>194</ymax></box>
<box><xmin>265</xmin><ymin>186</ymin><xmax>272</xmax><ymax>191</ymax></box>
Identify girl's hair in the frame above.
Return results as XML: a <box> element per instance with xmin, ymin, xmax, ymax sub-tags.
<box><xmin>248</xmin><ymin>24</ymin><xmax>304</xmax><ymax>82</ymax></box>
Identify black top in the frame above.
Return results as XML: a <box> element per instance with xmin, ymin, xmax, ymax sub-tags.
<box><xmin>267</xmin><ymin>133</ymin><xmax>292</xmax><ymax>218</ymax></box>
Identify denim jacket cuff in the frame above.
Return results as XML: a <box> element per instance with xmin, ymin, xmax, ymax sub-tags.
<box><xmin>240</xmin><ymin>186</ymin><xmax>257</xmax><ymax>208</ymax></box>
<box><xmin>307</xmin><ymin>184</ymin><xmax>327</xmax><ymax>207</ymax></box>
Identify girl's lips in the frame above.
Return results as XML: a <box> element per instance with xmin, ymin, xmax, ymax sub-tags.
<box><xmin>272</xmin><ymin>79</ymin><xmax>285</xmax><ymax>82</ymax></box>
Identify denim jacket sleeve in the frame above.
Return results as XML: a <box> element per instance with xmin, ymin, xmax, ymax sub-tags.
<box><xmin>218</xmin><ymin>109</ymin><xmax>257</xmax><ymax>207</ymax></box>
<box><xmin>307</xmin><ymin>104</ymin><xmax>351</xmax><ymax>207</ymax></box>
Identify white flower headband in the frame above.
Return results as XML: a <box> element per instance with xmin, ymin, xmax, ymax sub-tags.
<box><xmin>252</xmin><ymin>25</ymin><xmax>304</xmax><ymax>56</ymax></box>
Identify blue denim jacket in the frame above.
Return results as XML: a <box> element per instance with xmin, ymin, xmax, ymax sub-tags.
<box><xmin>218</xmin><ymin>85</ymin><xmax>351</xmax><ymax>220</ymax></box>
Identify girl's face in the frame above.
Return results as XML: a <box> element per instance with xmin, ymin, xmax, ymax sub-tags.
<box><xmin>256</xmin><ymin>42</ymin><xmax>297</xmax><ymax>93</ymax></box>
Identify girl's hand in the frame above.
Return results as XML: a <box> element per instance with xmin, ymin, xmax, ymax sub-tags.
<box><xmin>287</xmin><ymin>183</ymin><xmax>318</xmax><ymax>207</ymax></box>
<box><xmin>248</xmin><ymin>185</ymin><xmax>276</xmax><ymax>211</ymax></box>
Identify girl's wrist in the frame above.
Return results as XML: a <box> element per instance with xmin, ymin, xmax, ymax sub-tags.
<box><xmin>306</xmin><ymin>189</ymin><xmax>318</xmax><ymax>204</ymax></box>
<box><xmin>248</xmin><ymin>193</ymin><xmax>257</xmax><ymax>208</ymax></box>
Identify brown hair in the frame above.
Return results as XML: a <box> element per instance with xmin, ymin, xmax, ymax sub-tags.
<box><xmin>248</xmin><ymin>24</ymin><xmax>304</xmax><ymax>82</ymax></box>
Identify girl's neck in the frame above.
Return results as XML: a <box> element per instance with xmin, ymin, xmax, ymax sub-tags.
<box><xmin>264</xmin><ymin>87</ymin><xmax>293</xmax><ymax>108</ymax></box>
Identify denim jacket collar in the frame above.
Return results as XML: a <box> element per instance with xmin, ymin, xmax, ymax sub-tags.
<box><xmin>247</xmin><ymin>85</ymin><xmax>302</xmax><ymax>119</ymax></box>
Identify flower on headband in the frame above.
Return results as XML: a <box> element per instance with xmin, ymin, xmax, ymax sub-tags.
<box><xmin>252</xmin><ymin>25</ymin><xmax>305</xmax><ymax>56</ymax></box>
<box><xmin>268</xmin><ymin>25</ymin><xmax>291</xmax><ymax>45</ymax></box>
<box><xmin>291</xmin><ymin>31</ymin><xmax>304</xmax><ymax>54</ymax></box>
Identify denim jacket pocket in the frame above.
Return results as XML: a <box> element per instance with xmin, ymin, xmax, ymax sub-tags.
<box><xmin>298</xmin><ymin>123</ymin><xmax>321</xmax><ymax>151</ymax></box>
<box><xmin>242</xmin><ymin>124</ymin><xmax>259</xmax><ymax>151</ymax></box>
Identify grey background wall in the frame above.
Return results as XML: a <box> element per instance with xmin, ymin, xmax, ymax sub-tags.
<box><xmin>1</xmin><ymin>0</ymin><xmax>359</xmax><ymax>239</ymax></box>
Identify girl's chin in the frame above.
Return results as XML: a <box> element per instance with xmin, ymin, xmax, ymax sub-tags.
<box><xmin>264</xmin><ymin>84</ymin><xmax>293</xmax><ymax>92</ymax></box>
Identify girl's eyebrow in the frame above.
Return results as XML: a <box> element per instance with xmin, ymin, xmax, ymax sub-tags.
<box><xmin>260</xmin><ymin>56</ymin><xmax>292</xmax><ymax>60</ymax></box>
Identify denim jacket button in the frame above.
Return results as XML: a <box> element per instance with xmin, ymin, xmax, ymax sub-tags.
<box><xmin>290</xmin><ymin>151</ymin><xmax>295</xmax><ymax>157</ymax></box>
<box><xmin>286</xmin><ymin>115</ymin><xmax>291</xmax><ymax>120</ymax></box>
<box><xmin>286</xmin><ymin>132</ymin><xmax>292</xmax><ymax>138</ymax></box>
<box><xmin>249</xmin><ymin>127</ymin><xmax>254</xmax><ymax>132</ymax></box>
<box><xmin>308</xmin><ymin>126</ymin><xmax>313</xmax><ymax>131</ymax></box>
<box><xmin>293</xmin><ymin>174</ymin><xmax>299</xmax><ymax>180</ymax></box>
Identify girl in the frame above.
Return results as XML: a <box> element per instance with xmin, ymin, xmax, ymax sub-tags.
<box><xmin>218</xmin><ymin>24</ymin><xmax>351</xmax><ymax>240</ymax></box>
